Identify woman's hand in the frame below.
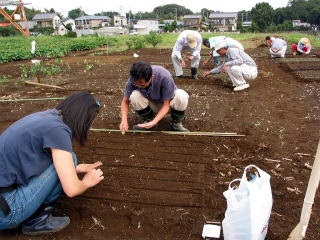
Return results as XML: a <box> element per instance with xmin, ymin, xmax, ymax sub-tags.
<box><xmin>76</xmin><ymin>161</ymin><xmax>103</xmax><ymax>173</ymax></box>
<box><xmin>82</xmin><ymin>168</ymin><xmax>104</xmax><ymax>188</ymax></box>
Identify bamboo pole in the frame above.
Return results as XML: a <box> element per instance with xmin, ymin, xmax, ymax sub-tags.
<box><xmin>24</xmin><ymin>81</ymin><xmax>63</xmax><ymax>89</ymax></box>
<box><xmin>0</xmin><ymin>97</ymin><xmax>65</xmax><ymax>102</ymax></box>
<box><xmin>90</xmin><ymin>128</ymin><xmax>245</xmax><ymax>137</ymax></box>
<box><xmin>288</xmin><ymin>139</ymin><xmax>320</xmax><ymax>240</ymax></box>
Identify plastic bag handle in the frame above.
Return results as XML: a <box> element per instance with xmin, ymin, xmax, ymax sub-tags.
<box><xmin>228</xmin><ymin>178</ymin><xmax>242</xmax><ymax>190</ymax></box>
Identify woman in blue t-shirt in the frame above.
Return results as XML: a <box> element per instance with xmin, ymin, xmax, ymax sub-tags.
<box><xmin>0</xmin><ymin>91</ymin><xmax>104</xmax><ymax>235</ymax></box>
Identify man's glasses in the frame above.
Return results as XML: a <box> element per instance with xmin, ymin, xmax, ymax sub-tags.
<box><xmin>131</xmin><ymin>76</ymin><xmax>153</xmax><ymax>88</ymax></box>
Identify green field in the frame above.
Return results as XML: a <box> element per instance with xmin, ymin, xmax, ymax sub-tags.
<box><xmin>0</xmin><ymin>32</ymin><xmax>319</xmax><ymax>63</ymax></box>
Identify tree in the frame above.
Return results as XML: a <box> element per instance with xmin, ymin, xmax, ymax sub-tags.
<box><xmin>95</xmin><ymin>11</ymin><xmax>118</xmax><ymax>18</ymax></box>
<box><xmin>153</xmin><ymin>4</ymin><xmax>192</xmax><ymax>19</ymax></box>
<box><xmin>251</xmin><ymin>2</ymin><xmax>275</xmax><ymax>32</ymax></box>
<box><xmin>145</xmin><ymin>31</ymin><xmax>163</xmax><ymax>47</ymax></box>
<box><xmin>68</xmin><ymin>8</ymin><xmax>86</xmax><ymax>19</ymax></box>
<box><xmin>200</xmin><ymin>8</ymin><xmax>211</xmax><ymax>19</ymax></box>
<box><xmin>24</xmin><ymin>7</ymin><xmax>41</xmax><ymax>20</ymax></box>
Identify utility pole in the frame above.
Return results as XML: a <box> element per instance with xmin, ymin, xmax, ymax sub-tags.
<box><xmin>175</xmin><ymin>8</ymin><xmax>177</xmax><ymax>21</ymax></box>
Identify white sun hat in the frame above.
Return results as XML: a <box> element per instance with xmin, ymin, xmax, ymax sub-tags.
<box><xmin>214</xmin><ymin>40</ymin><xmax>228</xmax><ymax>51</ymax></box>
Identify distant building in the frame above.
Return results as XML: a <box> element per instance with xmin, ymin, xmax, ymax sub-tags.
<box><xmin>183</xmin><ymin>15</ymin><xmax>202</xmax><ymax>31</ymax></box>
<box><xmin>32</xmin><ymin>13</ymin><xmax>61</xmax><ymax>29</ymax></box>
<box><xmin>242</xmin><ymin>21</ymin><xmax>252</xmax><ymax>27</ymax></box>
<box><xmin>292</xmin><ymin>20</ymin><xmax>310</xmax><ymax>28</ymax></box>
<box><xmin>208</xmin><ymin>12</ymin><xmax>238</xmax><ymax>32</ymax></box>
<box><xmin>114</xmin><ymin>15</ymin><xmax>127</xmax><ymax>27</ymax></box>
<box><xmin>95</xmin><ymin>27</ymin><xmax>128</xmax><ymax>36</ymax></box>
<box><xmin>133</xmin><ymin>20</ymin><xmax>159</xmax><ymax>35</ymax></box>
<box><xmin>75</xmin><ymin>16</ymin><xmax>111</xmax><ymax>29</ymax></box>
<box><xmin>18</xmin><ymin>20</ymin><xmax>37</xmax><ymax>30</ymax></box>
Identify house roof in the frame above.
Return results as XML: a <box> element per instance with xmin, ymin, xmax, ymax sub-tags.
<box><xmin>18</xmin><ymin>20</ymin><xmax>37</xmax><ymax>29</ymax></box>
<box><xmin>209</xmin><ymin>12</ymin><xmax>238</xmax><ymax>18</ymax></box>
<box><xmin>32</xmin><ymin>13</ymin><xmax>59</xmax><ymax>20</ymax></box>
<box><xmin>75</xmin><ymin>16</ymin><xmax>111</xmax><ymax>21</ymax></box>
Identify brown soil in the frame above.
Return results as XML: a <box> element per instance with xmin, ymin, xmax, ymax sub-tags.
<box><xmin>0</xmin><ymin>41</ymin><xmax>320</xmax><ymax>240</ymax></box>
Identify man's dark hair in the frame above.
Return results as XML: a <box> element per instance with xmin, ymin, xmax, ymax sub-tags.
<box><xmin>265</xmin><ymin>36</ymin><xmax>271</xmax><ymax>41</ymax></box>
<box><xmin>203</xmin><ymin>38</ymin><xmax>209</xmax><ymax>46</ymax></box>
<box><xmin>56</xmin><ymin>91</ymin><xmax>100</xmax><ymax>145</ymax></box>
<box><xmin>130</xmin><ymin>61</ymin><xmax>153</xmax><ymax>82</ymax></box>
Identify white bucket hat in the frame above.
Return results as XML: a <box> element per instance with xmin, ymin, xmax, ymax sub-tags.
<box><xmin>214</xmin><ymin>40</ymin><xmax>228</xmax><ymax>51</ymax></box>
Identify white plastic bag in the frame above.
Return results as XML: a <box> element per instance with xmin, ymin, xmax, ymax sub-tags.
<box><xmin>222</xmin><ymin>165</ymin><xmax>273</xmax><ymax>240</ymax></box>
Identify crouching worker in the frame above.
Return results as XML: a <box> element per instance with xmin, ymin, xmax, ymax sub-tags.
<box><xmin>119</xmin><ymin>61</ymin><xmax>190</xmax><ymax>133</ymax></box>
<box><xmin>203</xmin><ymin>41</ymin><xmax>258</xmax><ymax>92</ymax></box>
<box><xmin>0</xmin><ymin>91</ymin><xmax>104</xmax><ymax>235</ymax></box>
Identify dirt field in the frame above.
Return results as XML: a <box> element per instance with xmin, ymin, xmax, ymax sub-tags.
<box><xmin>0</xmin><ymin>40</ymin><xmax>320</xmax><ymax>240</ymax></box>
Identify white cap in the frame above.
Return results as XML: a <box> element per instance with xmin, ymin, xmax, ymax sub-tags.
<box><xmin>186</xmin><ymin>34</ymin><xmax>197</xmax><ymax>48</ymax></box>
<box><xmin>214</xmin><ymin>40</ymin><xmax>228</xmax><ymax>51</ymax></box>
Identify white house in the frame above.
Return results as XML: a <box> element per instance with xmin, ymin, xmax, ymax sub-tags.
<box><xmin>55</xmin><ymin>18</ymin><xmax>76</xmax><ymax>35</ymax></box>
<box><xmin>32</xmin><ymin>13</ymin><xmax>61</xmax><ymax>29</ymax></box>
<box><xmin>114</xmin><ymin>15</ymin><xmax>127</xmax><ymax>27</ymax></box>
<box><xmin>133</xmin><ymin>20</ymin><xmax>159</xmax><ymax>35</ymax></box>
<box><xmin>208</xmin><ymin>12</ymin><xmax>238</xmax><ymax>32</ymax></box>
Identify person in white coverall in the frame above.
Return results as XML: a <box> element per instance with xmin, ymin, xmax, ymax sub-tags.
<box><xmin>265</xmin><ymin>36</ymin><xmax>287</xmax><ymax>58</ymax></box>
<box><xmin>203</xmin><ymin>40</ymin><xmax>258</xmax><ymax>92</ymax></box>
<box><xmin>171</xmin><ymin>30</ymin><xmax>202</xmax><ymax>80</ymax></box>
<box><xmin>202</xmin><ymin>36</ymin><xmax>244</xmax><ymax>66</ymax></box>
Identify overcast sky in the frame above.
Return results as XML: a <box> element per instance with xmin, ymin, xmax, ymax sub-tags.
<box><xmin>27</xmin><ymin>0</ymin><xmax>289</xmax><ymax>17</ymax></box>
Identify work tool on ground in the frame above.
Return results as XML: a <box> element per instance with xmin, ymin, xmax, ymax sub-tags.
<box><xmin>90</xmin><ymin>128</ymin><xmax>245</xmax><ymax>137</ymax></box>
<box><xmin>288</xmin><ymin>139</ymin><xmax>320</xmax><ymax>240</ymax></box>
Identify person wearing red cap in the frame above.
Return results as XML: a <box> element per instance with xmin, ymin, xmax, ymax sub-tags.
<box><xmin>292</xmin><ymin>37</ymin><xmax>312</xmax><ymax>55</ymax></box>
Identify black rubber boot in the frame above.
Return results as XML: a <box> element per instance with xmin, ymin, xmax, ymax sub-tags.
<box><xmin>21</xmin><ymin>206</ymin><xmax>70</xmax><ymax>235</ymax></box>
<box><xmin>191</xmin><ymin>68</ymin><xmax>198</xmax><ymax>80</ymax></box>
<box><xmin>133</xmin><ymin>106</ymin><xmax>155</xmax><ymax>131</ymax></box>
<box><xmin>170</xmin><ymin>109</ymin><xmax>189</xmax><ymax>132</ymax></box>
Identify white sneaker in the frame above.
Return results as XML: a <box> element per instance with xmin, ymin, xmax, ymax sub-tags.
<box><xmin>234</xmin><ymin>83</ymin><xmax>250</xmax><ymax>91</ymax></box>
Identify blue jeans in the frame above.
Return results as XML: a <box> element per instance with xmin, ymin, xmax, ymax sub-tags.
<box><xmin>0</xmin><ymin>153</ymin><xmax>77</xmax><ymax>229</ymax></box>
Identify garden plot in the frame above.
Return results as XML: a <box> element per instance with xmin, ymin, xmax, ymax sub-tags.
<box><xmin>0</xmin><ymin>47</ymin><xmax>320</xmax><ymax>240</ymax></box>
<box><xmin>279</xmin><ymin>57</ymin><xmax>320</xmax><ymax>81</ymax></box>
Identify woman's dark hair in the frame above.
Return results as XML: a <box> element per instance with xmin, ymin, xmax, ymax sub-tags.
<box><xmin>130</xmin><ymin>61</ymin><xmax>153</xmax><ymax>82</ymax></box>
<box><xmin>203</xmin><ymin>38</ymin><xmax>209</xmax><ymax>46</ymax></box>
<box><xmin>56</xmin><ymin>91</ymin><xmax>100</xmax><ymax>145</ymax></box>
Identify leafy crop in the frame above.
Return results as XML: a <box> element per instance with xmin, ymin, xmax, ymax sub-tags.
<box><xmin>0</xmin><ymin>36</ymin><xmax>118</xmax><ymax>63</ymax></box>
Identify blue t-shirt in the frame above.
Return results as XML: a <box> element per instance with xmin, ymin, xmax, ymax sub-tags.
<box><xmin>0</xmin><ymin>109</ymin><xmax>72</xmax><ymax>187</ymax></box>
<box><xmin>124</xmin><ymin>65</ymin><xmax>177</xmax><ymax>103</ymax></box>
